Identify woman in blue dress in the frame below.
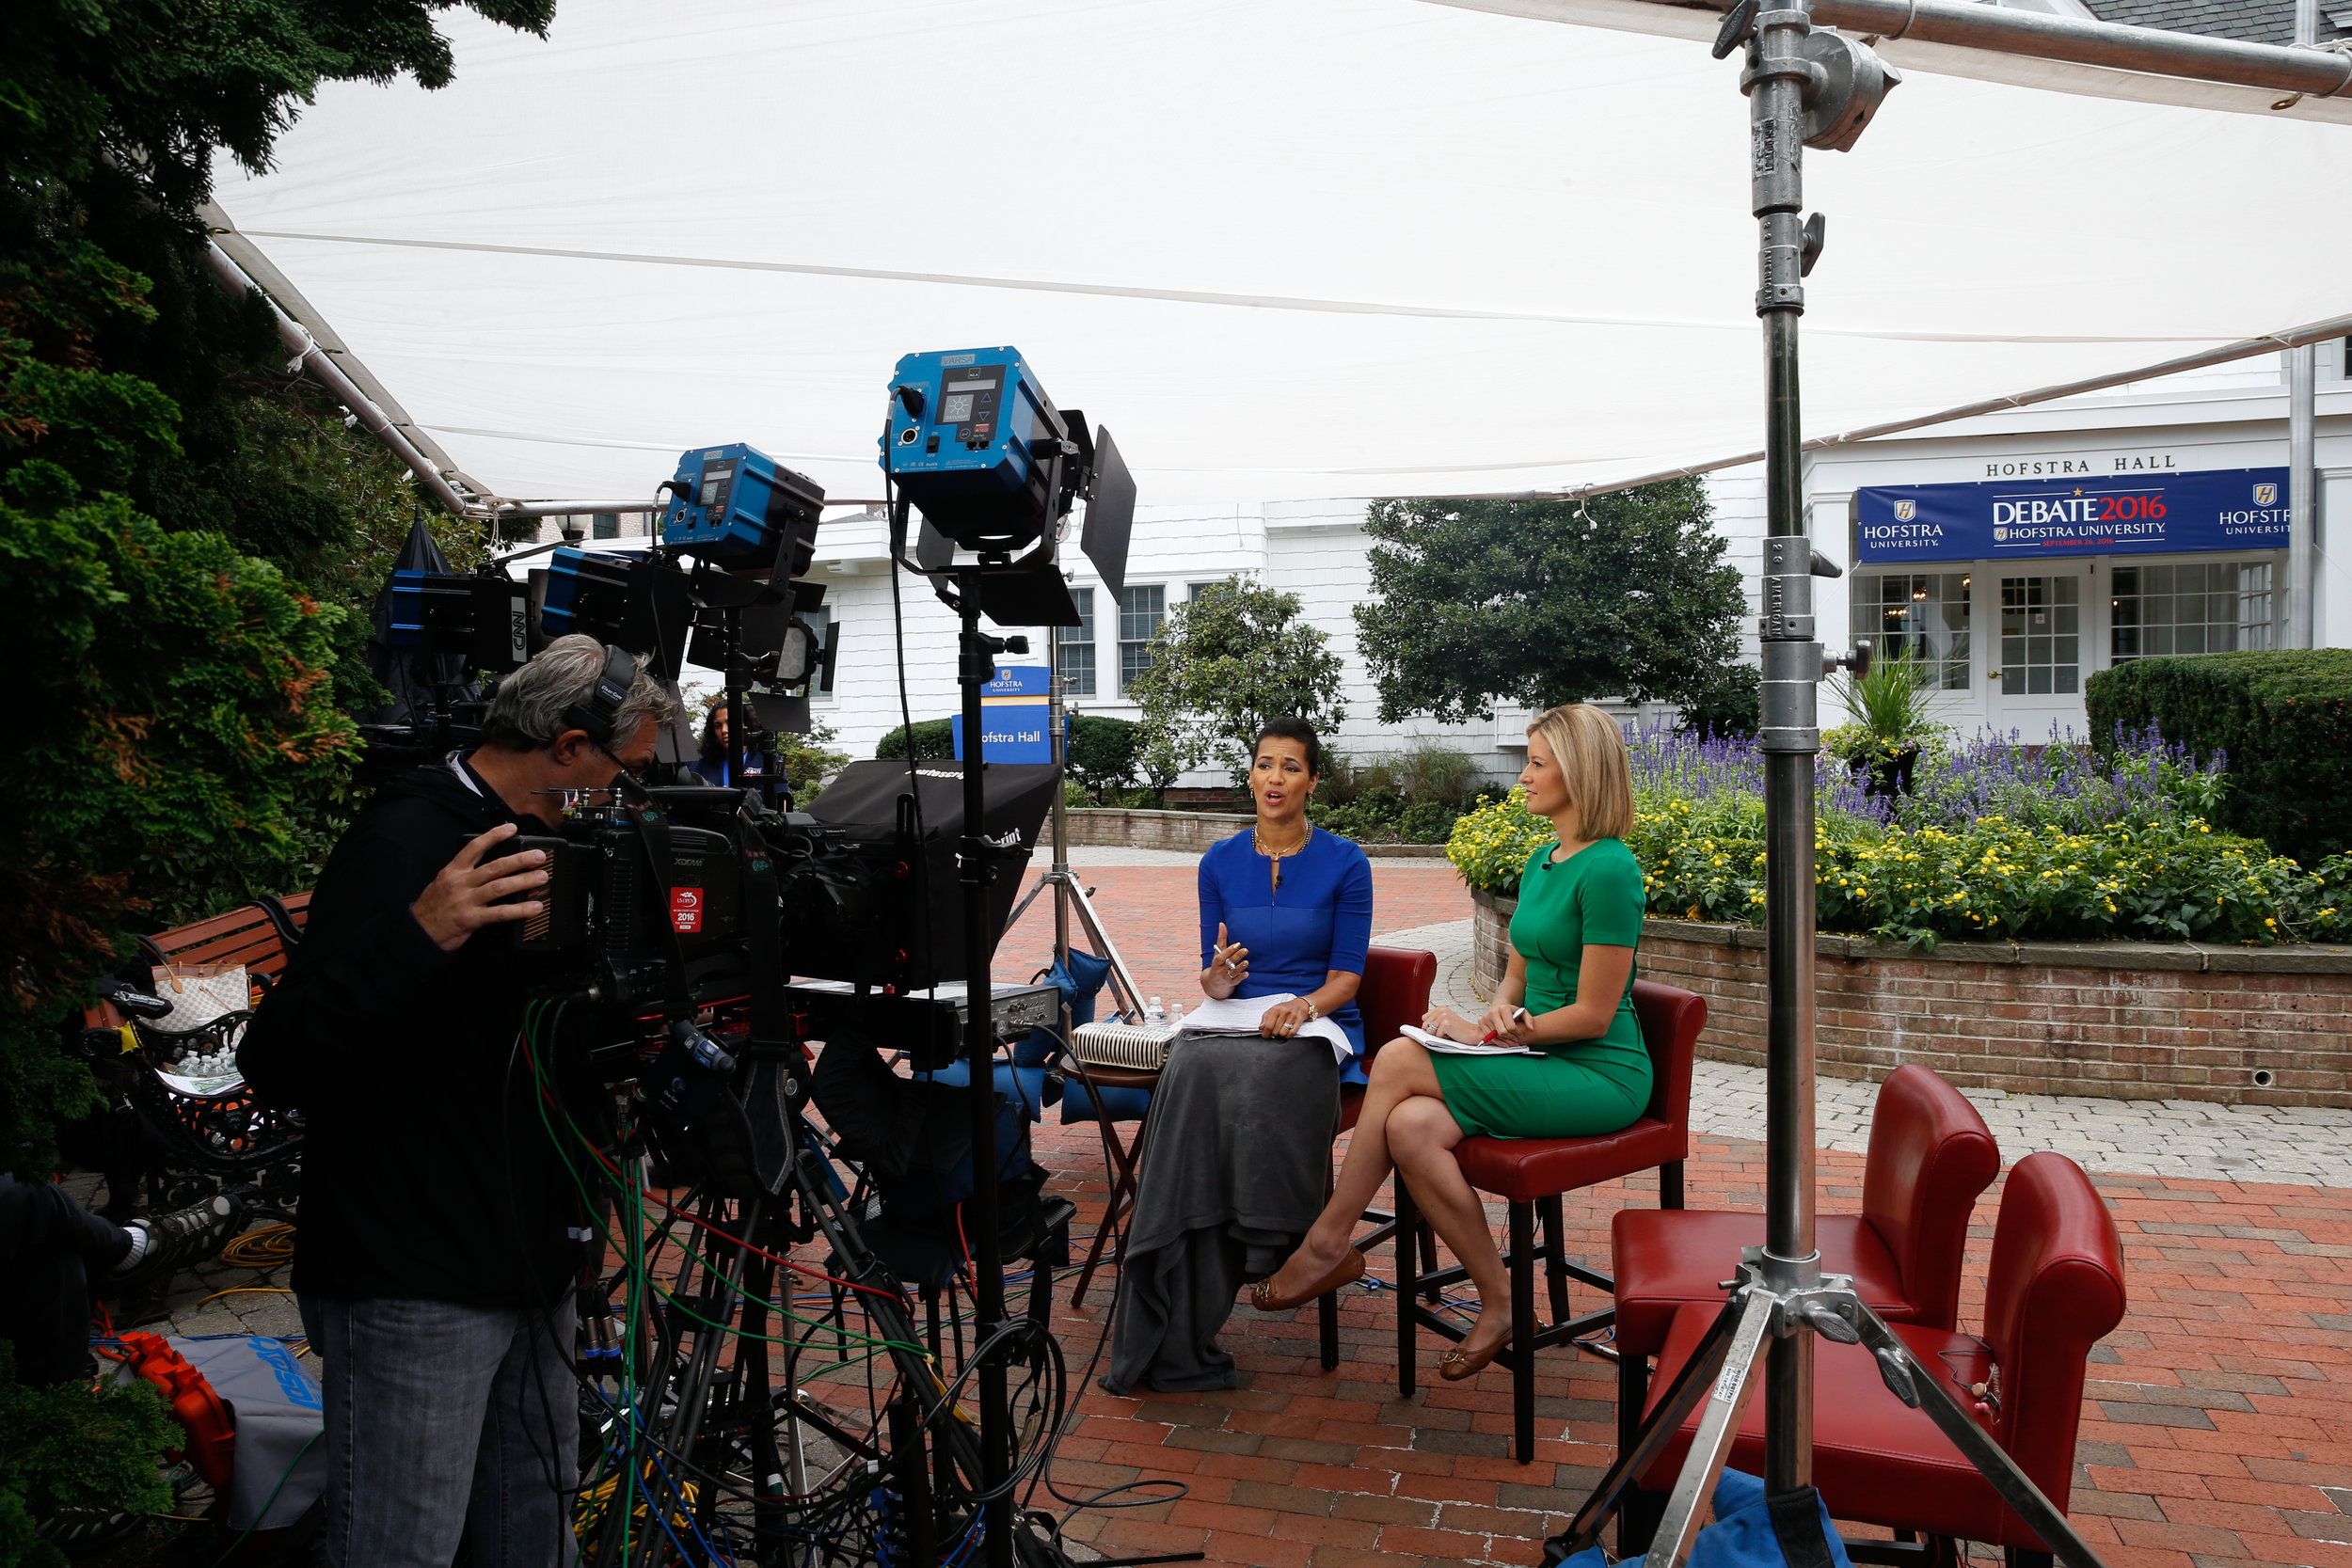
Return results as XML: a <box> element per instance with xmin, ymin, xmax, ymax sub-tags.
<box><xmin>1103</xmin><ymin>718</ymin><xmax>1375</xmax><ymax>1393</ymax></box>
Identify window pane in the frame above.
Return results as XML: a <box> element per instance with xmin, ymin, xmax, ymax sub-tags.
<box><xmin>1858</xmin><ymin>571</ymin><xmax>1972</xmax><ymax>689</ymax></box>
<box><xmin>2109</xmin><ymin>557</ymin><xmax>2278</xmax><ymax>664</ymax></box>
<box><xmin>1056</xmin><ymin>586</ymin><xmax>1096</xmax><ymax>696</ymax></box>
<box><xmin>592</xmin><ymin>512</ymin><xmax>620</xmax><ymax>539</ymax></box>
<box><xmin>1118</xmin><ymin>585</ymin><xmax>1165</xmax><ymax>694</ymax></box>
<box><xmin>1119</xmin><ymin>585</ymin><xmax>1164</xmax><ymax>642</ymax></box>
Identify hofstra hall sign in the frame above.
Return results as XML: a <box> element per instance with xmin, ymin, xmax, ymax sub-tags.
<box><xmin>1855</xmin><ymin>467</ymin><xmax>2291</xmax><ymax>564</ymax></box>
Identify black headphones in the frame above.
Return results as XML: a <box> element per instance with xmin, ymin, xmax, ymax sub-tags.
<box><xmin>561</xmin><ymin>643</ymin><xmax>638</xmax><ymax>751</ymax></box>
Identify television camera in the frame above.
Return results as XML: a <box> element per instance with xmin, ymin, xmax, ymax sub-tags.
<box><xmin>357</xmin><ymin>353</ymin><xmax>1138</xmax><ymax>1568</ymax></box>
<box><xmin>360</xmin><ymin>440</ymin><xmax>838</xmax><ymax>790</ymax></box>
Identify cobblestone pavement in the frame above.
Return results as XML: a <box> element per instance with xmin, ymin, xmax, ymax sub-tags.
<box><xmin>1018</xmin><ymin>859</ymin><xmax>2352</xmax><ymax>1189</ymax></box>
<box><xmin>1381</xmin><ymin>914</ymin><xmax>2352</xmax><ymax>1191</ymax></box>
<box><xmin>73</xmin><ymin>854</ymin><xmax>2352</xmax><ymax>1568</ymax></box>
<box><xmin>1034</xmin><ymin>1126</ymin><xmax>2352</xmax><ymax>1568</ymax></box>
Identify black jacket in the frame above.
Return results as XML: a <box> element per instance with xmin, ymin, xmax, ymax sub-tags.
<box><xmin>242</xmin><ymin>758</ymin><xmax>587</xmax><ymax>1307</ymax></box>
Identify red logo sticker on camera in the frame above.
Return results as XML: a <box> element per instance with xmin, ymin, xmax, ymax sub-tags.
<box><xmin>670</xmin><ymin>887</ymin><xmax>703</xmax><ymax>934</ymax></box>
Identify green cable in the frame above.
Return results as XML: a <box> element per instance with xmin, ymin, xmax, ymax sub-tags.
<box><xmin>517</xmin><ymin>1012</ymin><xmax>907</xmax><ymax>1556</ymax></box>
<box><xmin>207</xmin><ymin>1430</ymin><xmax>321</xmax><ymax>1567</ymax></box>
<box><xmin>518</xmin><ymin>1020</ymin><xmax>924</xmax><ymax>1354</ymax></box>
<box><xmin>520</xmin><ymin>1007</ymin><xmax>928</xmax><ymax>1562</ymax></box>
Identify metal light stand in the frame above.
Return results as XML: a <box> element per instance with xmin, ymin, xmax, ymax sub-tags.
<box><xmin>1554</xmin><ymin>6</ymin><xmax>2110</xmax><ymax>1565</ymax></box>
<box><xmin>946</xmin><ymin>567</ymin><xmax>1024</xmax><ymax>1568</ymax></box>
<box><xmin>1000</xmin><ymin>677</ymin><xmax>1150</xmax><ymax>1022</ymax></box>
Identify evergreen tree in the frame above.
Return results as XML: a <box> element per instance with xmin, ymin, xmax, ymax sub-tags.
<box><xmin>1353</xmin><ymin>480</ymin><xmax>1746</xmax><ymax>723</ymax></box>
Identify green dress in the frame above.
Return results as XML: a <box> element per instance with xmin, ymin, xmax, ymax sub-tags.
<box><xmin>1429</xmin><ymin>837</ymin><xmax>1652</xmax><ymax>1139</ymax></box>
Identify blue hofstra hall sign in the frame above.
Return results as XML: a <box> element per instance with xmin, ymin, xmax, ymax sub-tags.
<box><xmin>1855</xmin><ymin>467</ymin><xmax>2291</xmax><ymax>565</ymax></box>
<box><xmin>950</xmin><ymin>664</ymin><xmax>1063</xmax><ymax>763</ymax></box>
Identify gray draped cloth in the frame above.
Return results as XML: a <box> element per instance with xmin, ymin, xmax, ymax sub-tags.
<box><xmin>1101</xmin><ymin>1031</ymin><xmax>1342</xmax><ymax>1395</ymax></box>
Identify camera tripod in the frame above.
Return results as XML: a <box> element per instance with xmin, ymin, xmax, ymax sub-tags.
<box><xmin>1548</xmin><ymin>6</ymin><xmax>2112</xmax><ymax>1565</ymax></box>
<box><xmin>575</xmin><ymin>1076</ymin><xmax>1059</xmax><ymax>1568</ymax></box>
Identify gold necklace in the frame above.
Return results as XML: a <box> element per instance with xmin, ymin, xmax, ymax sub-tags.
<box><xmin>1254</xmin><ymin>822</ymin><xmax>1311</xmax><ymax>891</ymax></box>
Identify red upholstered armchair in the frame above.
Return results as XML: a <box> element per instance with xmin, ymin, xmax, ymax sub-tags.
<box><xmin>1642</xmin><ymin>1152</ymin><xmax>2127</xmax><ymax>1565</ymax></box>
<box><xmin>1611</xmin><ymin>1065</ymin><xmax>2001</xmax><ymax>1471</ymax></box>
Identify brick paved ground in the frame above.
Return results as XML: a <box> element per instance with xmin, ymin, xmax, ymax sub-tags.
<box><xmin>115</xmin><ymin>856</ymin><xmax>2352</xmax><ymax>1566</ymax></box>
<box><xmin>1007</xmin><ymin>1126</ymin><xmax>2352</xmax><ymax>1568</ymax></box>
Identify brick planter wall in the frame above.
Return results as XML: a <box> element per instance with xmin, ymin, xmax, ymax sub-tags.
<box><xmin>1063</xmin><ymin>809</ymin><xmax>1449</xmax><ymax>858</ymax></box>
<box><xmin>1062</xmin><ymin>808</ymin><xmax>1251</xmax><ymax>854</ymax></box>
<box><xmin>1470</xmin><ymin>888</ymin><xmax>2352</xmax><ymax>1108</ymax></box>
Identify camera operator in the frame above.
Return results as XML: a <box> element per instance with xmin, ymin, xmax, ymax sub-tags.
<box><xmin>243</xmin><ymin>635</ymin><xmax>676</xmax><ymax>1568</ymax></box>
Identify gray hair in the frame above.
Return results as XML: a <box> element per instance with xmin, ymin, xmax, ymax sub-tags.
<box><xmin>479</xmin><ymin>634</ymin><xmax>681</xmax><ymax>752</ymax></box>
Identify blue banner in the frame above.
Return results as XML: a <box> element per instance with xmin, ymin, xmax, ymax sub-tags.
<box><xmin>950</xmin><ymin>704</ymin><xmax>1063</xmax><ymax>763</ymax></box>
<box><xmin>1855</xmin><ymin>467</ymin><xmax>2290</xmax><ymax>565</ymax></box>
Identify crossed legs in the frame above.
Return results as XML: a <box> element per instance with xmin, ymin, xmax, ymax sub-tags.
<box><xmin>1257</xmin><ymin>1039</ymin><xmax>1514</xmax><ymax>1364</ymax></box>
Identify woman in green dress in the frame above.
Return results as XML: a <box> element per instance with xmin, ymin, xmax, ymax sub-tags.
<box><xmin>1249</xmin><ymin>703</ymin><xmax>1650</xmax><ymax>1383</ymax></box>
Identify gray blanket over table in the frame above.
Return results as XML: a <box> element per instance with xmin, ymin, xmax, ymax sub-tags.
<box><xmin>1102</xmin><ymin>1031</ymin><xmax>1341</xmax><ymax>1394</ymax></box>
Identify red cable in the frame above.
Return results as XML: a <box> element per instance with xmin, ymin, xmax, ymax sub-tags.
<box><xmin>523</xmin><ymin>1031</ymin><xmax>902</xmax><ymax>1303</ymax></box>
<box><xmin>647</xmin><ymin>1194</ymin><xmax>904</xmax><ymax>1304</ymax></box>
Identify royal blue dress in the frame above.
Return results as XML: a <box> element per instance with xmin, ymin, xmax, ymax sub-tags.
<box><xmin>1197</xmin><ymin>827</ymin><xmax>1375</xmax><ymax>1085</ymax></box>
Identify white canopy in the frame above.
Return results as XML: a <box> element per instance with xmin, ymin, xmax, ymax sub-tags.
<box><xmin>210</xmin><ymin>0</ymin><xmax>2352</xmax><ymax>508</ymax></box>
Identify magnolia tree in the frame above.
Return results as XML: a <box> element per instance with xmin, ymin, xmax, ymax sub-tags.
<box><xmin>1125</xmin><ymin>578</ymin><xmax>1348</xmax><ymax>786</ymax></box>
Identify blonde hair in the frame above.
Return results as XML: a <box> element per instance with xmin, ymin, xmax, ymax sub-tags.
<box><xmin>1527</xmin><ymin>704</ymin><xmax>1633</xmax><ymax>842</ymax></box>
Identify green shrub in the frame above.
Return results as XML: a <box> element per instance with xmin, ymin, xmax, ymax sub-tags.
<box><xmin>6</xmin><ymin>495</ymin><xmax>356</xmax><ymax>1176</ymax></box>
<box><xmin>2086</xmin><ymin>651</ymin><xmax>2352</xmax><ymax>864</ymax></box>
<box><xmin>875</xmin><ymin>718</ymin><xmax>955</xmax><ymax>761</ymax></box>
<box><xmin>1829</xmin><ymin>646</ymin><xmax>1943</xmax><ymax>753</ymax></box>
<box><xmin>1306</xmin><ymin>800</ymin><xmax>1382</xmax><ymax>842</ymax></box>
<box><xmin>1067</xmin><ymin>715</ymin><xmax>1142</xmax><ymax>800</ymax></box>
<box><xmin>775</xmin><ymin>720</ymin><xmax>849</xmax><ymax>798</ymax></box>
<box><xmin>1396</xmin><ymin>800</ymin><xmax>1460</xmax><ymax>844</ymax></box>
<box><xmin>1390</xmin><ymin>741</ymin><xmax>1481</xmax><ymax>810</ymax></box>
<box><xmin>1317</xmin><ymin>752</ymin><xmax>1390</xmax><ymax>808</ymax></box>
<box><xmin>1</xmin><ymin>1344</ymin><xmax>179</xmax><ymax>1568</ymax></box>
<box><xmin>1679</xmin><ymin>663</ymin><xmax>1761</xmax><ymax>740</ymax></box>
<box><xmin>1447</xmin><ymin>792</ymin><xmax>2351</xmax><ymax>950</ymax></box>
<box><xmin>1446</xmin><ymin>788</ymin><xmax>1556</xmax><ymax>895</ymax></box>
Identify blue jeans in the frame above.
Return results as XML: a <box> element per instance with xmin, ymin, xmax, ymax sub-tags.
<box><xmin>300</xmin><ymin>1294</ymin><xmax>577</xmax><ymax>1568</ymax></box>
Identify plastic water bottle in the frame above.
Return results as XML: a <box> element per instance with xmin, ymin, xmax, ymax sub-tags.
<box><xmin>1167</xmin><ymin>1003</ymin><xmax>1185</xmax><ymax>1026</ymax></box>
<box><xmin>1147</xmin><ymin>996</ymin><xmax>1166</xmax><ymax>1024</ymax></box>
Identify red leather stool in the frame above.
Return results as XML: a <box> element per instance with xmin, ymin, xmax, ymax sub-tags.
<box><xmin>1611</xmin><ymin>1065</ymin><xmax>1999</xmax><ymax>1506</ymax></box>
<box><xmin>1317</xmin><ymin>945</ymin><xmax>1439</xmax><ymax>1370</ymax></box>
<box><xmin>1396</xmin><ymin>979</ymin><xmax>1703</xmax><ymax>1462</ymax></box>
<box><xmin>1641</xmin><ymin>1152</ymin><xmax>2126</xmax><ymax>1567</ymax></box>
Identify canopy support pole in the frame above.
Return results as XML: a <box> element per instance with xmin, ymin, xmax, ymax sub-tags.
<box><xmin>202</xmin><ymin>241</ymin><xmax>480</xmax><ymax>521</ymax></box>
<box><xmin>1426</xmin><ymin>310</ymin><xmax>2352</xmax><ymax>507</ymax></box>
<box><xmin>1530</xmin><ymin>0</ymin><xmax>2352</xmax><ymax>98</ymax></box>
<box><xmin>2289</xmin><ymin>0</ymin><xmax>2323</xmax><ymax>648</ymax></box>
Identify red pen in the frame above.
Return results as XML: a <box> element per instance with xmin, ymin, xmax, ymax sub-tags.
<box><xmin>1478</xmin><ymin>1007</ymin><xmax>1531</xmax><ymax>1045</ymax></box>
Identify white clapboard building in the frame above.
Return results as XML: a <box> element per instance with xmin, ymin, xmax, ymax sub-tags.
<box><xmin>516</xmin><ymin>344</ymin><xmax>2351</xmax><ymax>785</ymax></box>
